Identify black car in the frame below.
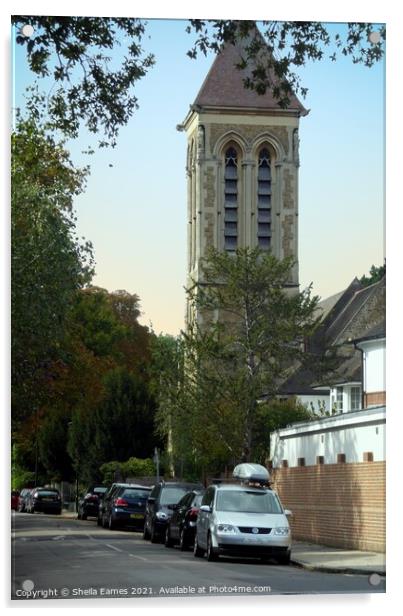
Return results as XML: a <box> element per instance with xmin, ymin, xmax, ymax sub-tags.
<box><xmin>164</xmin><ymin>489</ymin><xmax>205</xmax><ymax>550</ymax></box>
<box><xmin>143</xmin><ymin>481</ymin><xmax>204</xmax><ymax>543</ymax></box>
<box><xmin>101</xmin><ymin>484</ymin><xmax>152</xmax><ymax>530</ymax></box>
<box><xmin>26</xmin><ymin>488</ymin><xmax>62</xmax><ymax>514</ymax></box>
<box><xmin>77</xmin><ymin>485</ymin><xmax>108</xmax><ymax>520</ymax></box>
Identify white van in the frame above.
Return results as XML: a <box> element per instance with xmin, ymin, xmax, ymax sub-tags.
<box><xmin>193</xmin><ymin>464</ymin><xmax>292</xmax><ymax>564</ymax></box>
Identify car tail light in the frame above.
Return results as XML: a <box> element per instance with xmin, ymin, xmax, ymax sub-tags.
<box><xmin>114</xmin><ymin>498</ymin><xmax>129</xmax><ymax>507</ymax></box>
<box><xmin>86</xmin><ymin>494</ymin><xmax>99</xmax><ymax>502</ymax></box>
<box><xmin>188</xmin><ymin>507</ymin><xmax>199</xmax><ymax>520</ymax></box>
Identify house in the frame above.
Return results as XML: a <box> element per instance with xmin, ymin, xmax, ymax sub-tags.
<box><xmin>279</xmin><ymin>275</ymin><xmax>385</xmax><ymax>414</ymax></box>
<box><xmin>269</xmin><ymin>276</ymin><xmax>385</xmax><ymax>552</ymax></box>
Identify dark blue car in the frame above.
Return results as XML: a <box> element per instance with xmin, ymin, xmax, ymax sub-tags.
<box><xmin>102</xmin><ymin>484</ymin><xmax>152</xmax><ymax>530</ymax></box>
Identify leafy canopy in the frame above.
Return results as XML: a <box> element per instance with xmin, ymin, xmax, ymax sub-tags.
<box><xmin>12</xmin><ymin>18</ymin><xmax>385</xmax><ymax>146</ymax></box>
<box><xmin>12</xmin><ymin>16</ymin><xmax>155</xmax><ymax>147</ymax></box>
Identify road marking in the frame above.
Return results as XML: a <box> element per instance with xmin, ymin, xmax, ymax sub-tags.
<box><xmin>129</xmin><ymin>554</ymin><xmax>148</xmax><ymax>561</ymax></box>
<box><xmin>106</xmin><ymin>543</ymin><xmax>123</xmax><ymax>553</ymax></box>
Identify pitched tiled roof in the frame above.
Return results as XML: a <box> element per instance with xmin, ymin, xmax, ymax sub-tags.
<box><xmin>193</xmin><ymin>33</ymin><xmax>307</xmax><ymax>114</ymax></box>
<box><xmin>281</xmin><ymin>276</ymin><xmax>385</xmax><ymax>394</ymax></box>
<box><xmin>326</xmin><ymin>277</ymin><xmax>385</xmax><ymax>346</ymax></box>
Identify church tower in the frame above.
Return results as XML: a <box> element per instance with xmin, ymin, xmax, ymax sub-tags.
<box><xmin>179</xmin><ymin>33</ymin><xmax>307</xmax><ymax>326</ymax></box>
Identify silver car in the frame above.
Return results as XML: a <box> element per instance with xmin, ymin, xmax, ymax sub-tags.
<box><xmin>193</xmin><ymin>483</ymin><xmax>292</xmax><ymax>564</ymax></box>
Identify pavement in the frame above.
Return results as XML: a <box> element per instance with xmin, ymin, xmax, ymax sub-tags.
<box><xmin>291</xmin><ymin>541</ymin><xmax>385</xmax><ymax>576</ymax></box>
<box><xmin>60</xmin><ymin>509</ymin><xmax>385</xmax><ymax>577</ymax></box>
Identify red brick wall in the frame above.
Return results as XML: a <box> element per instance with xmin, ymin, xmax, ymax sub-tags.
<box><xmin>364</xmin><ymin>391</ymin><xmax>386</xmax><ymax>407</ymax></box>
<box><xmin>271</xmin><ymin>461</ymin><xmax>385</xmax><ymax>552</ymax></box>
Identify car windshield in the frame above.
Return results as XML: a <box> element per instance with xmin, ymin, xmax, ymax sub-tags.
<box><xmin>160</xmin><ymin>488</ymin><xmax>187</xmax><ymax>505</ymax></box>
<box><xmin>122</xmin><ymin>489</ymin><xmax>150</xmax><ymax>500</ymax></box>
<box><xmin>216</xmin><ymin>490</ymin><xmax>282</xmax><ymax>514</ymax></box>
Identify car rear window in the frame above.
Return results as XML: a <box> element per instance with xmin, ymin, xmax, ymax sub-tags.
<box><xmin>121</xmin><ymin>489</ymin><xmax>151</xmax><ymax>500</ymax></box>
<box><xmin>160</xmin><ymin>487</ymin><xmax>188</xmax><ymax>505</ymax></box>
<box><xmin>36</xmin><ymin>490</ymin><xmax>60</xmax><ymax>497</ymax></box>
<box><xmin>216</xmin><ymin>490</ymin><xmax>282</xmax><ymax>514</ymax></box>
<box><xmin>93</xmin><ymin>487</ymin><xmax>108</xmax><ymax>494</ymax></box>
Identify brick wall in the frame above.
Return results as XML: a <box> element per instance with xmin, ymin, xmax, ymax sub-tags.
<box><xmin>365</xmin><ymin>391</ymin><xmax>386</xmax><ymax>407</ymax></box>
<box><xmin>271</xmin><ymin>461</ymin><xmax>385</xmax><ymax>552</ymax></box>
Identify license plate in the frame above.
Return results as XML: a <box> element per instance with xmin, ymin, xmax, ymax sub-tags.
<box><xmin>130</xmin><ymin>514</ymin><xmax>144</xmax><ymax>519</ymax></box>
<box><xmin>42</xmin><ymin>498</ymin><xmax>54</xmax><ymax>501</ymax></box>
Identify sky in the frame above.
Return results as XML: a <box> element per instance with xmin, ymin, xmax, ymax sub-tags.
<box><xmin>11</xmin><ymin>13</ymin><xmax>385</xmax><ymax>337</ymax></box>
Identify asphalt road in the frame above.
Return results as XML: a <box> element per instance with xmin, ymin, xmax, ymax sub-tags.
<box><xmin>11</xmin><ymin>512</ymin><xmax>385</xmax><ymax>601</ymax></box>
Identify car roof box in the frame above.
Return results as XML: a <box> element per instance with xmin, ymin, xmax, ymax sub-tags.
<box><xmin>233</xmin><ymin>463</ymin><xmax>270</xmax><ymax>485</ymax></box>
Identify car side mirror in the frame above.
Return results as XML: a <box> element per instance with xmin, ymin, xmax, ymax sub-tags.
<box><xmin>284</xmin><ymin>509</ymin><xmax>293</xmax><ymax>517</ymax></box>
<box><xmin>199</xmin><ymin>505</ymin><xmax>211</xmax><ymax>513</ymax></box>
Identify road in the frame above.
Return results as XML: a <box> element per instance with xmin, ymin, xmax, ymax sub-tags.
<box><xmin>11</xmin><ymin>512</ymin><xmax>385</xmax><ymax>601</ymax></box>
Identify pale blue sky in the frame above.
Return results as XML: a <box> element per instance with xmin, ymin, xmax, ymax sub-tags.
<box><xmin>12</xmin><ymin>16</ymin><xmax>385</xmax><ymax>336</ymax></box>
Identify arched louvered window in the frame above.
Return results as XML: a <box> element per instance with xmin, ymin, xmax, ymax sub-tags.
<box><xmin>224</xmin><ymin>147</ymin><xmax>238</xmax><ymax>252</ymax></box>
<box><xmin>257</xmin><ymin>148</ymin><xmax>272</xmax><ymax>250</ymax></box>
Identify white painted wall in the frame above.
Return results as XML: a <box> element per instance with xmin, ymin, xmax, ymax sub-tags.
<box><xmin>270</xmin><ymin>406</ymin><xmax>386</xmax><ymax>467</ymax></box>
<box><xmin>358</xmin><ymin>339</ymin><xmax>386</xmax><ymax>394</ymax></box>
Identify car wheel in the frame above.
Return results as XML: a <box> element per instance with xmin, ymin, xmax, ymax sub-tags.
<box><xmin>81</xmin><ymin>513</ymin><xmax>87</xmax><ymax>520</ymax></box>
<box><xmin>164</xmin><ymin>526</ymin><xmax>174</xmax><ymax>548</ymax></box>
<box><xmin>207</xmin><ymin>533</ymin><xmax>218</xmax><ymax>562</ymax></box>
<box><xmin>150</xmin><ymin>522</ymin><xmax>159</xmax><ymax>543</ymax></box>
<box><xmin>193</xmin><ymin>535</ymin><xmax>205</xmax><ymax>558</ymax></box>
<box><xmin>108</xmin><ymin>514</ymin><xmax>116</xmax><ymax>530</ymax></box>
<box><xmin>142</xmin><ymin>521</ymin><xmax>150</xmax><ymax>540</ymax></box>
<box><xmin>102</xmin><ymin>513</ymin><xmax>108</xmax><ymax>528</ymax></box>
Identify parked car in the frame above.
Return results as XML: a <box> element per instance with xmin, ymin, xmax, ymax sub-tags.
<box><xmin>101</xmin><ymin>484</ymin><xmax>152</xmax><ymax>530</ymax></box>
<box><xmin>17</xmin><ymin>488</ymin><xmax>34</xmax><ymax>512</ymax></box>
<box><xmin>97</xmin><ymin>483</ymin><xmax>130</xmax><ymax>526</ymax></box>
<box><xmin>143</xmin><ymin>481</ymin><xmax>204</xmax><ymax>543</ymax></box>
<box><xmin>11</xmin><ymin>490</ymin><xmax>20</xmax><ymax>510</ymax></box>
<box><xmin>77</xmin><ymin>485</ymin><xmax>108</xmax><ymax>520</ymax></box>
<box><xmin>26</xmin><ymin>488</ymin><xmax>62</xmax><ymax>515</ymax></box>
<box><xmin>164</xmin><ymin>489</ymin><xmax>205</xmax><ymax>550</ymax></box>
<box><xmin>193</xmin><ymin>465</ymin><xmax>292</xmax><ymax>564</ymax></box>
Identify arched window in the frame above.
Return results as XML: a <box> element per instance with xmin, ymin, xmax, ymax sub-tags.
<box><xmin>224</xmin><ymin>146</ymin><xmax>238</xmax><ymax>252</ymax></box>
<box><xmin>257</xmin><ymin>147</ymin><xmax>272</xmax><ymax>250</ymax></box>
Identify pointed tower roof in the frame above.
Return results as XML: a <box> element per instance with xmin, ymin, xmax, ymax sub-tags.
<box><xmin>193</xmin><ymin>33</ymin><xmax>307</xmax><ymax>115</ymax></box>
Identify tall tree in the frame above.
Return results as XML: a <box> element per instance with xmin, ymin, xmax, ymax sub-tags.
<box><xmin>68</xmin><ymin>368</ymin><xmax>157</xmax><ymax>485</ymax></box>
<box><xmin>11</xmin><ymin>114</ymin><xmax>94</xmax><ymax>427</ymax></box>
<box><xmin>186</xmin><ymin>247</ymin><xmax>321</xmax><ymax>462</ymax></box>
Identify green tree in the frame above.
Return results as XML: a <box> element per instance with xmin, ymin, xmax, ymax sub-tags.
<box><xmin>68</xmin><ymin>368</ymin><xmax>158</xmax><ymax>485</ymax></box>
<box><xmin>149</xmin><ymin>335</ymin><xmax>182</xmax><ymax>478</ymax></box>
<box><xmin>253</xmin><ymin>398</ymin><xmax>315</xmax><ymax>464</ymax></box>
<box><xmin>37</xmin><ymin>408</ymin><xmax>74</xmax><ymax>482</ymax></box>
<box><xmin>359</xmin><ymin>263</ymin><xmax>386</xmax><ymax>287</ymax></box>
<box><xmin>12</xmin><ymin>16</ymin><xmax>155</xmax><ymax>147</ymax></box>
<box><xmin>185</xmin><ymin>247</ymin><xmax>321</xmax><ymax>463</ymax></box>
<box><xmin>11</xmin><ymin>114</ymin><xmax>94</xmax><ymax>427</ymax></box>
